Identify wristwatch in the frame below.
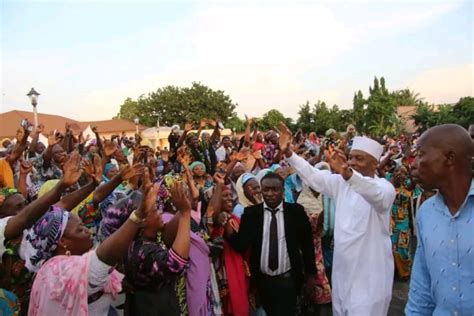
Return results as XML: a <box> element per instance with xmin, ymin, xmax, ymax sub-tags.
<box><xmin>129</xmin><ymin>210</ymin><xmax>145</xmax><ymax>225</ymax></box>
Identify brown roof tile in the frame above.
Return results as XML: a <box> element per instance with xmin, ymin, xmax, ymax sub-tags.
<box><xmin>0</xmin><ymin>110</ymin><xmax>147</xmax><ymax>139</ymax></box>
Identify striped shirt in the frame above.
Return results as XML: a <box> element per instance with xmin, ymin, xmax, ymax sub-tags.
<box><xmin>260</xmin><ymin>202</ymin><xmax>291</xmax><ymax>276</ymax></box>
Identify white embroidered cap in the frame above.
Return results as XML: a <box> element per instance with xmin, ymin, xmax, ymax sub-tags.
<box><xmin>351</xmin><ymin>136</ymin><xmax>383</xmax><ymax>161</ymax></box>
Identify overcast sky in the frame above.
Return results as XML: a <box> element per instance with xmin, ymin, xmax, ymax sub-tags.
<box><xmin>1</xmin><ymin>0</ymin><xmax>472</xmax><ymax>121</ymax></box>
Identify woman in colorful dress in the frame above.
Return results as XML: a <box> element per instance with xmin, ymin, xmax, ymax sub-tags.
<box><xmin>24</xmin><ymin>169</ymin><xmax>163</xmax><ymax>315</ymax></box>
<box><xmin>208</xmin><ymin>176</ymin><xmax>250</xmax><ymax>316</ymax></box>
<box><xmin>124</xmin><ymin>181</ymin><xmax>192</xmax><ymax>316</ymax></box>
<box><xmin>388</xmin><ymin>166</ymin><xmax>414</xmax><ymax>280</ymax></box>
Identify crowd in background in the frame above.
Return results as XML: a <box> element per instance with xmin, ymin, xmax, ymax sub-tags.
<box><xmin>0</xmin><ymin>116</ymin><xmax>472</xmax><ymax>316</ymax></box>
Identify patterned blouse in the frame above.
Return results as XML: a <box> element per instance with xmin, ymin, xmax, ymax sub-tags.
<box><xmin>124</xmin><ymin>238</ymin><xmax>188</xmax><ymax>292</ymax></box>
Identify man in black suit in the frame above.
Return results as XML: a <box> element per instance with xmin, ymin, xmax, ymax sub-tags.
<box><xmin>223</xmin><ymin>172</ymin><xmax>317</xmax><ymax>316</ymax></box>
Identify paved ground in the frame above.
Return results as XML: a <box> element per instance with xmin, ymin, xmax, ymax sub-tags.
<box><xmin>388</xmin><ymin>278</ymin><xmax>410</xmax><ymax>316</ymax></box>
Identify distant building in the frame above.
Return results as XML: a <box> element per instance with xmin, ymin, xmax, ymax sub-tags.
<box><xmin>0</xmin><ymin>110</ymin><xmax>147</xmax><ymax>144</ymax></box>
<box><xmin>396</xmin><ymin>104</ymin><xmax>444</xmax><ymax>134</ymax></box>
<box><xmin>396</xmin><ymin>105</ymin><xmax>418</xmax><ymax>133</ymax></box>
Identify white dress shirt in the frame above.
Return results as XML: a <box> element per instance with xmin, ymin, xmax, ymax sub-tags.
<box><xmin>287</xmin><ymin>152</ymin><xmax>396</xmax><ymax>316</ymax></box>
<box><xmin>215</xmin><ymin>146</ymin><xmax>231</xmax><ymax>162</ymax></box>
<box><xmin>260</xmin><ymin>202</ymin><xmax>292</xmax><ymax>276</ymax></box>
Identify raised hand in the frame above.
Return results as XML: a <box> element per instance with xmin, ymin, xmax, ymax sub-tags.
<box><xmin>62</xmin><ymin>151</ymin><xmax>83</xmax><ymax>186</ymax></box>
<box><xmin>103</xmin><ymin>140</ymin><xmax>117</xmax><ymax>157</ymax></box>
<box><xmin>230</xmin><ymin>151</ymin><xmax>247</xmax><ymax>162</ymax></box>
<box><xmin>19</xmin><ymin>160</ymin><xmax>33</xmax><ymax>175</ymax></box>
<box><xmin>184</xmin><ymin>122</ymin><xmax>193</xmax><ymax>132</ymax></box>
<box><xmin>171</xmin><ymin>181</ymin><xmax>192</xmax><ymax>214</ymax></box>
<box><xmin>35</xmin><ymin>123</ymin><xmax>45</xmax><ymax>134</ymax></box>
<box><xmin>120</xmin><ymin>163</ymin><xmax>145</xmax><ymax>181</ymax></box>
<box><xmin>325</xmin><ymin>149</ymin><xmax>351</xmax><ymax>179</ymax></box>
<box><xmin>278</xmin><ymin>122</ymin><xmax>293</xmax><ymax>153</ymax></box>
<box><xmin>199</xmin><ymin>119</ymin><xmax>207</xmax><ymax>129</ymax></box>
<box><xmin>213</xmin><ymin>172</ymin><xmax>225</xmax><ymax>184</ymax></box>
<box><xmin>207</xmin><ymin>119</ymin><xmax>216</xmax><ymax>127</ymax></box>
<box><xmin>82</xmin><ymin>154</ymin><xmax>103</xmax><ymax>184</ymax></box>
<box><xmin>47</xmin><ymin>131</ymin><xmax>59</xmax><ymax>146</ymax></box>
<box><xmin>136</xmin><ymin>169</ymin><xmax>158</xmax><ymax>218</ymax></box>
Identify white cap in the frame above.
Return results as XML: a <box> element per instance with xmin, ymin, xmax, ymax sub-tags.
<box><xmin>171</xmin><ymin>125</ymin><xmax>180</xmax><ymax>132</ymax></box>
<box><xmin>351</xmin><ymin>136</ymin><xmax>383</xmax><ymax>161</ymax></box>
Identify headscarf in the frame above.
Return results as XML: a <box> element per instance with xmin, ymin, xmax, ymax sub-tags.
<box><xmin>235</xmin><ymin>173</ymin><xmax>257</xmax><ymax>208</ymax></box>
<box><xmin>308</xmin><ymin>132</ymin><xmax>318</xmax><ymax>143</ymax></box>
<box><xmin>22</xmin><ymin>206</ymin><xmax>70</xmax><ymax>272</ymax></box>
<box><xmin>189</xmin><ymin>161</ymin><xmax>206</xmax><ymax>174</ymax></box>
<box><xmin>269</xmin><ymin>164</ymin><xmax>282</xmax><ymax>172</ymax></box>
<box><xmin>325</xmin><ymin>128</ymin><xmax>336</xmax><ymax>137</ymax></box>
<box><xmin>0</xmin><ymin>187</ymin><xmax>19</xmax><ymax>203</ymax></box>
<box><xmin>155</xmin><ymin>174</ymin><xmax>179</xmax><ymax>211</ymax></box>
<box><xmin>255</xmin><ymin>169</ymin><xmax>271</xmax><ymax>184</ymax></box>
<box><xmin>103</xmin><ymin>163</ymin><xmax>117</xmax><ymax>182</ymax></box>
<box><xmin>346</xmin><ymin>124</ymin><xmax>355</xmax><ymax>133</ymax></box>
<box><xmin>38</xmin><ymin>180</ymin><xmax>60</xmax><ymax>198</ymax></box>
<box><xmin>0</xmin><ymin>159</ymin><xmax>14</xmax><ymax>189</ymax></box>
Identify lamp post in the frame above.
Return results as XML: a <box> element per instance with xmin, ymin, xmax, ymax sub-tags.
<box><xmin>134</xmin><ymin>117</ymin><xmax>139</xmax><ymax>135</ymax></box>
<box><xmin>26</xmin><ymin>88</ymin><xmax>40</xmax><ymax>129</ymax></box>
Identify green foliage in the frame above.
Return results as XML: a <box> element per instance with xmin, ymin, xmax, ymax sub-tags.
<box><xmin>225</xmin><ymin>116</ymin><xmax>246</xmax><ymax>133</ymax></box>
<box><xmin>296</xmin><ymin>102</ymin><xmax>313</xmax><ymax>133</ymax></box>
<box><xmin>412</xmin><ymin>97</ymin><xmax>474</xmax><ymax>133</ymax></box>
<box><xmin>114</xmin><ymin>97</ymin><xmax>140</xmax><ymax>120</ymax></box>
<box><xmin>451</xmin><ymin>97</ymin><xmax>474</xmax><ymax>128</ymax></box>
<box><xmin>116</xmin><ymin>82</ymin><xmax>237</xmax><ymax>127</ymax></box>
<box><xmin>258</xmin><ymin>109</ymin><xmax>293</xmax><ymax>132</ymax></box>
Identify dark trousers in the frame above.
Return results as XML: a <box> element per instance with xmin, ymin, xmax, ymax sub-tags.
<box><xmin>258</xmin><ymin>272</ymin><xmax>297</xmax><ymax>316</ymax></box>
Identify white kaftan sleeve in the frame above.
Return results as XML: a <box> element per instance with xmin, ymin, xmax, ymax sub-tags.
<box><xmin>346</xmin><ymin>170</ymin><xmax>396</xmax><ymax>212</ymax></box>
<box><xmin>0</xmin><ymin>216</ymin><xmax>12</xmax><ymax>261</ymax></box>
<box><xmin>88</xmin><ymin>250</ymin><xmax>113</xmax><ymax>295</ymax></box>
<box><xmin>286</xmin><ymin>153</ymin><xmax>342</xmax><ymax>199</ymax></box>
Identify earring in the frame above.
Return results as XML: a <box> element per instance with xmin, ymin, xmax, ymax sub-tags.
<box><xmin>64</xmin><ymin>244</ymin><xmax>71</xmax><ymax>256</ymax></box>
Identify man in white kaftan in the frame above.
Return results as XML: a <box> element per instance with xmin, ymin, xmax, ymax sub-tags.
<box><xmin>279</xmin><ymin>124</ymin><xmax>396</xmax><ymax>316</ymax></box>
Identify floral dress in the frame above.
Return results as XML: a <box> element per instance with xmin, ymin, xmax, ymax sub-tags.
<box><xmin>390</xmin><ymin>185</ymin><xmax>413</xmax><ymax>279</ymax></box>
<box><xmin>306</xmin><ymin>212</ymin><xmax>332</xmax><ymax>305</ymax></box>
<box><xmin>124</xmin><ymin>237</ymin><xmax>189</xmax><ymax>316</ymax></box>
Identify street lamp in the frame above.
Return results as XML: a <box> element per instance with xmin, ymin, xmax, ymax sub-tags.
<box><xmin>134</xmin><ymin>117</ymin><xmax>139</xmax><ymax>135</ymax></box>
<box><xmin>26</xmin><ymin>88</ymin><xmax>40</xmax><ymax>128</ymax></box>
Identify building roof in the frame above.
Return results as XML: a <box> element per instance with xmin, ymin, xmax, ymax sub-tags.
<box><xmin>0</xmin><ymin>110</ymin><xmax>147</xmax><ymax>139</ymax></box>
<box><xmin>82</xmin><ymin>119</ymin><xmax>148</xmax><ymax>134</ymax></box>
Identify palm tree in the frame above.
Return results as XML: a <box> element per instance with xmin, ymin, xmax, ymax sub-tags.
<box><xmin>393</xmin><ymin>89</ymin><xmax>424</xmax><ymax>107</ymax></box>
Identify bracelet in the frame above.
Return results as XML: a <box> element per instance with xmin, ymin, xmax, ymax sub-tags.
<box><xmin>129</xmin><ymin>210</ymin><xmax>145</xmax><ymax>225</ymax></box>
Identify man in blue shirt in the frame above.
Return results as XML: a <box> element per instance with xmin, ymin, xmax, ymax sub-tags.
<box><xmin>406</xmin><ymin>124</ymin><xmax>474</xmax><ymax>315</ymax></box>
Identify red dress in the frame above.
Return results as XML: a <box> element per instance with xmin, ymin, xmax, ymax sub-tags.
<box><xmin>307</xmin><ymin>212</ymin><xmax>332</xmax><ymax>304</ymax></box>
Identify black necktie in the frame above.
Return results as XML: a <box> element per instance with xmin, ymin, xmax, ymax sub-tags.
<box><xmin>267</xmin><ymin>207</ymin><xmax>279</xmax><ymax>271</ymax></box>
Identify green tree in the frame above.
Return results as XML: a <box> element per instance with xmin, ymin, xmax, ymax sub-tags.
<box><xmin>225</xmin><ymin>116</ymin><xmax>246</xmax><ymax>133</ymax></box>
<box><xmin>392</xmin><ymin>89</ymin><xmax>424</xmax><ymax>107</ymax></box>
<box><xmin>364</xmin><ymin>76</ymin><xmax>398</xmax><ymax>136</ymax></box>
<box><xmin>114</xmin><ymin>97</ymin><xmax>141</xmax><ymax>120</ymax></box>
<box><xmin>352</xmin><ymin>90</ymin><xmax>367</xmax><ymax>132</ymax></box>
<box><xmin>312</xmin><ymin>101</ymin><xmax>334</xmax><ymax>135</ymax></box>
<box><xmin>296</xmin><ymin>102</ymin><xmax>314</xmax><ymax>133</ymax></box>
<box><xmin>451</xmin><ymin>97</ymin><xmax>474</xmax><ymax>128</ymax></box>
<box><xmin>258</xmin><ymin>109</ymin><xmax>290</xmax><ymax>131</ymax></box>
<box><xmin>411</xmin><ymin>103</ymin><xmax>437</xmax><ymax>133</ymax></box>
<box><xmin>116</xmin><ymin>82</ymin><xmax>237</xmax><ymax>127</ymax></box>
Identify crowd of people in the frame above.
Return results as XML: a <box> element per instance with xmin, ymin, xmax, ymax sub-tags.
<box><xmin>0</xmin><ymin>116</ymin><xmax>472</xmax><ymax>316</ymax></box>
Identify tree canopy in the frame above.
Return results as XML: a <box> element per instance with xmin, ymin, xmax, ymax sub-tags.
<box><xmin>115</xmin><ymin>82</ymin><xmax>237</xmax><ymax>128</ymax></box>
<box><xmin>114</xmin><ymin>79</ymin><xmax>472</xmax><ymax>136</ymax></box>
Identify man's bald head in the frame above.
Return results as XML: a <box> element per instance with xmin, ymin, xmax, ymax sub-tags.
<box><xmin>419</xmin><ymin>124</ymin><xmax>473</xmax><ymax>166</ymax></box>
<box><xmin>412</xmin><ymin>124</ymin><xmax>473</xmax><ymax>190</ymax></box>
